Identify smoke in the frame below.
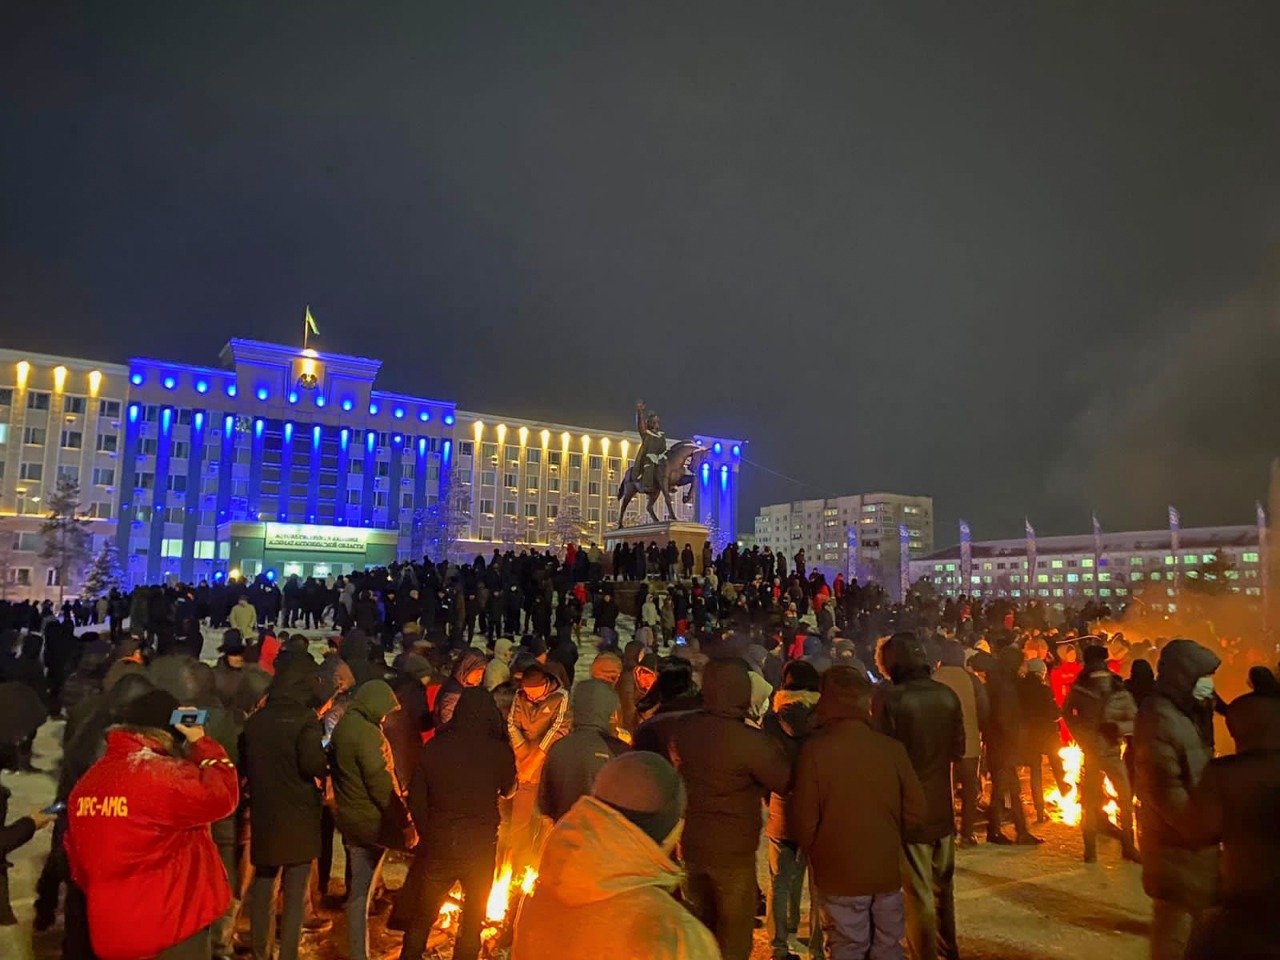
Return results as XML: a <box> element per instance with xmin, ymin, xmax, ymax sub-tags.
<box><xmin>1053</xmin><ymin>253</ymin><xmax>1280</xmax><ymax>528</ymax></box>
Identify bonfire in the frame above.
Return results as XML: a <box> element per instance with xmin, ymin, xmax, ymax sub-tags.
<box><xmin>1043</xmin><ymin>742</ymin><xmax>1121</xmax><ymax>828</ymax></box>
<box><xmin>429</xmin><ymin>859</ymin><xmax>538</xmax><ymax>959</ymax></box>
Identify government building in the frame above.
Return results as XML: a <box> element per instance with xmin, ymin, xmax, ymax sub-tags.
<box><xmin>0</xmin><ymin>340</ymin><xmax>744</xmax><ymax>601</ymax></box>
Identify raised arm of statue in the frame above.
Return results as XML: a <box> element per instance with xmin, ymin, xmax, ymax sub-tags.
<box><xmin>636</xmin><ymin>401</ymin><xmax>648</xmax><ymax>438</ymax></box>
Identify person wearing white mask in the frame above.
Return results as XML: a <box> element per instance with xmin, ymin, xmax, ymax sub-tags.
<box><xmin>1133</xmin><ymin>638</ymin><xmax>1221</xmax><ymax>960</ymax></box>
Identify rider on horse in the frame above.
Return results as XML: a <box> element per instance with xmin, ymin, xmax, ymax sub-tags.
<box><xmin>631</xmin><ymin>401</ymin><xmax>666</xmax><ymax>488</ymax></box>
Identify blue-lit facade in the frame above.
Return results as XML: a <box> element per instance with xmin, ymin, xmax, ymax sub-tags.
<box><xmin>0</xmin><ymin>339</ymin><xmax>744</xmax><ymax>596</ymax></box>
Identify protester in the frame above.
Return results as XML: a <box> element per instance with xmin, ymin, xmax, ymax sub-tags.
<box><xmin>241</xmin><ymin>655</ymin><xmax>329</xmax><ymax>960</ymax></box>
<box><xmin>396</xmin><ymin>688</ymin><xmax>516</xmax><ymax>960</ymax></box>
<box><xmin>932</xmin><ymin>640</ymin><xmax>987</xmax><ymax>843</ymax></box>
<box><xmin>330</xmin><ymin>679</ymin><xmax>401</xmax><ymax>960</ymax></box>
<box><xmin>507</xmin><ymin>661</ymin><xmax>571</xmax><ymax>869</ymax></box>
<box><xmin>65</xmin><ymin>688</ymin><xmax>239</xmax><ymax>960</ymax></box>
<box><xmin>985</xmin><ymin>645</ymin><xmax>1043</xmax><ymax>845</ymax></box>
<box><xmin>1017</xmin><ymin>658</ymin><xmax>1069</xmax><ymax>824</ymax></box>
<box><xmin>761</xmin><ymin>660</ymin><xmax>820</xmax><ymax>960</ymax></box>
<box><xmin>433</xmin><ymin>649</ymin><xmax>489</xmax><ymax>728</ymax></box>
<box><xmin>1063</xmin><ymin>644</ymin><xmax>1139</xmax><ymax>863</ymax></box>
<box><xmin>1134</xmin><ymin>638</ymin><xmax>1221</xmax><ymax>960</ymax></box>
<box><xmin>538</xmin><ymin>679</ymin><xmax>627</xmax><ymax>822</ymax></box>
<box><xmin>873</xmin><ymin>632</ymin><xmax>965</xmax><ymax>960</ymax></box>
<box><xmin>512</xmin><ymin>751</ymin><xmax>721</xmax><ymax>960</ymax></box>
<box><xmin>794</xmin><ymin>665</ymin><xmax>926</xmax><ymax>960</ymax></box>
<box><xmin>634</xmin><ymin>656</ymin><xmax>790</xmax><ymax>960</ymax></box>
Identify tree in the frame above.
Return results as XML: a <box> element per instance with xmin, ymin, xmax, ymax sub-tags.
<box><xmin>82</xmin><ymin>540</ymin><xmax>124</xmax><ymax>600</ymax></box>
<box><xmin>550</xmin><ymin>494</ymin><xmax>590</xmax><ymax>551</ymax></box>
<box><xmin>498</xmin><ymin>514</ymin><xmax>521</xmax><ymax>549</ymax></box>
<box><xmin>705</xmin><ymin>516</ymin><xmax>731</xmax><ymax>556</ymax></box>
<box><xmin>39</xmin><ymin>477</ymin><xmax>93</xmax><ymax>603</ymax></box>
<box><xmin>421</xmin><ymin>466</ymin><xmax>473</xmax><ymax>564</ymax></box>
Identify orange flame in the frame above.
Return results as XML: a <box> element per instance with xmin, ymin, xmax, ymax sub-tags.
<box><xmin>1043</xmin><ymin>741</ymin><xmax>1121</xmax><ymax>829</ymax></box>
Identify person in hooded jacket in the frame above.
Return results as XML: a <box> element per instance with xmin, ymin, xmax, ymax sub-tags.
<box><xmin>395</xmin><ymin>687</ymin><xmax>516</xmax><ymax>960</ymax></box>
<box><xmin>507</xmin><ymin>661</ymin><xmax>571</xmax><ymax>871</ymax></box>
<box><xmin>433</xmin><ymin>648</ymin><xmax>489</xmax><ymax>728</ymax></box>
<box><xmin>1134</xmin><ymin>638</ymin><xmax>1221</xmax><ymax>960</ymax></box>
<box><xmin>932</xmin><ymin>640</ymin><xmax>988</xmax><ymax>844</ymax></box>
<box><xmin>761</xmin><ymin>660</ymin><xmax>820</xmax><ymax>960</ymax></box>
<box><xmin>538</xmin><ymin>679</ymin><xmax>628</xmax><ymax>822</ymax></box>
<box><xmin>65</xmin><ymin>688</ymin><xmax>239</xmax><ymax>960</ymax></box>
<box><xmin>633</xmin><ymin>657</ymin><xmax>791</xmax><ymax>960</ymax></box>
<box><xmin>1181</xmin><ymin>692</ymin><xmax>1280</xmax><ymax>960</ymax></box>
<box><xmin>241</xmin><ymin>654</ymin><xmax>329</xmax><ymax>960</ymax></box>
<box><xmin>330</xmin><ymin>679</ymin><xmax>401</xmax><ymax>960</ymax></box>
<box><xmin>513</xmin><ymin>750</ymin><xmax>721</xmax><ymax>960</ymax></box>
<box><xmin>1063</xmin><ymin>644</ymin><xmax>1139</xmax><ymax>863</ymax></box>
<box><xmin>872</xmin><ymin>632</ymin><xmax>965</xmax><ymax>960</ymax></box>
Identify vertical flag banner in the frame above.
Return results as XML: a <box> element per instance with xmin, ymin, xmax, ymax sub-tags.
<box><xmin>1169</xmin><ymin>505</ymin><xmax>1182</xmax><ymax>594</ymax></box>
<box><xmin>899</xmin><ymin>522</ymin><xmax>910</xmax><ymax>600</ymax></box>
<box><xmin>959</xmin><ymin>520</ymin><xmax>972</xmax><ymax>594</ymax></box>
<box><xmin>1025</xmin><ymin>519</ymin><xmax>1037</xmax><ymax>597</ymax></box>
<box><xmin>1092</xmin><ymin>514</ymin><xmax>1103</xmax><ymax>592</ymax></box>
<box><xmin>846</xmin><ymin>524</ymin><xmax>859</xmax><ymax>585</ymax></box>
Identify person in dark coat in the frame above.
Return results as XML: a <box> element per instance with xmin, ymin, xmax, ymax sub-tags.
<box><xmin>1018</xmin><ymin>659</ymin><xmax>1068</xmax><ymax>823</ymax></box>
<box><xmin>1</xmin><ymin>784</ymin><xmax>53</xmax><ymax>928</ymax></box>
<box><xmin>212</xmin><ymin>630</ymin><xmax>249</xmax><ymax>709</ymax></box>
<box><xmin>432</xmin><ymin>649</ymin><xmax>488</xmax><ymax>729</ymax></box>
<box><xmin>241</xmin><ymin>654</ymin><xmax>328</xmax><ymax>960</ymax></box>
<box><xmin>761</xmin><ymin>660</ymin><xmax>820</xmax><ymax>960</ymax></box>
<box><xmin>394</xmin><ymin>688</ymin><xmax>516</xmax><ymax>960</ymax></box>
<box><xmin>615</xmin><ymin>640</ymin><xmax>647</xmax><ymax>733</ymax></box>
<box><xmin>383</xmin><ymin>655</ymin><xmax>434</xmax><ymax>790</ymax></box>
<box><xmin>538</xmin><ymin>679</ymin><xmax>627</xmax><ymax>822</ymax></box>
<box><xmin>872</xmin><ymin>632</ymin><xmax>965</xmax><ymax>960</ymax></box>
<box><xmin>1182</xmin><ymin>692</ymin><xmax>1280</xmax><ymax>959</ymax></box>
<box><xmin>1064</xmin><ymin>644</ymin><xmax>1139</xmax><ymax>863</ymax></box>
<box><xmin>1134</xmin><ymin>638</ymin><xmax>1221</xmax><ymax>960</ymax></box>
<box><xmin>984</xmin><ymin>644</ymin><xmax>1042</xmax><ymax>846</ymax></box>
<box><xmin>634</xmin><ymin>657</ymin><xmax>791</xmax><ymax>960</ymax></box>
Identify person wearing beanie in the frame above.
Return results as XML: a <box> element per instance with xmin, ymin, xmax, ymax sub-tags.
<box><xmin>633</xmin><ymin>657</ymin><xmax>790</xmax><ymax>960</ymax></box>
<box><xmin>794</xmin><ymin>665</ymin><xmax>925</xmax><ymax>960</ymax></box>
<box><xmin>65</xmin><ymin>688</ymin><xmax>239</xmax><ymax>960</ymax></box>
<box><xmin>512</xmin><ymin>752</ymin><xmax>720</xmax><ymax>960</ymax></box>
<box><xmin>1064</xmin><ymin>643</ymin><xmax>1139</xmax><ymax>864</ymax></box>
<box><xmin>538</xmin><ymin>679</ymin><xmax>628</xmax><ymax>822</ymax></box>
<box><xmin>484</xmin><ymin>637</ymin><xmax>516</xmax><ymax>691</ymax></box>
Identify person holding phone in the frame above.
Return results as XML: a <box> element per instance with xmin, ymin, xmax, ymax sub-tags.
<box><xmin>64</xmin><ymin>688</ymin><xmax>239</xmax><ymax>960</ymax></box>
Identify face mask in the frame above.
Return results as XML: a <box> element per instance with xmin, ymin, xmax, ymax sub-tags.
<box><xmin>1192</xmin><ymin>676</ymin><xmax>1214</xmax><ymax>701</ymax></box>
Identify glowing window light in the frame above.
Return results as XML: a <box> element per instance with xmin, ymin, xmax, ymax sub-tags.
<box><xmin>341</xmin><ymin>398</ymin><xmax>354</xmax><ymax>412</ymax></box>
<box><xmin>195</xmin><ymin>379</ymin><xmax>209</xmax><ymax>394</ymax></box>
<box><xmin>418</xmin><ymin>410</ymin><xmax>430</xmax><ymax>422</ymax></box>
<box><xmin>162</xmin><ymin>375</ymin><xmax>176</xmax><ymax>390</ymax></box>
<box><xmin>256</xmin><ymin>387</ymin><xmax>269</xmax><ymax>401</ymax></box>
<box><xmin>16</xmin><ymin>361</ymin><xmax>31</xmax><ymax>388</ymax></box>
<box><xmin>88</xmin><ymin>370</ymin><xmax>103</xmax><ymax>396</ymax></box>
<box><xmin>226</xmin><ymin>383</ymin><xmax>237</xmax><ymax>397</ymax></box>
<box><xmin>443</xmin><ymin>413</ymin><xmax>454</xmax><ymax>426</ymax></box>
<box><xmin>394</xmin><ymin>407</ymin><xmax>405</xmax><ymax>419</ymax></box>
<box><xmin>369</xmin><ymin>402</ymin><xmax>379</xmax><ymax>415</ymax></box>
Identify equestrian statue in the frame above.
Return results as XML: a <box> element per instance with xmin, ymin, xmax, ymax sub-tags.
<box><xmin>616</xmin><ymin>400</ymin><xmax>707</xmax><ymax>527</ymax></box>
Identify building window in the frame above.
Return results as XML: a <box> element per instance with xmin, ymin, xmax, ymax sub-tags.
<box><xmin>1243</xmin><ymin>552</ymin><xmax>1260</xmax><ymax>563</ymax></box>
<box><xmin>588</xmin><ymin>481</ymin><xmax>601</xmax><ymax>496</ymax></box>
<box><xmin>98</xmin><ymin>399</ymin><xmax>121</xmax><ymax>418</ymax></box>
<box><xmin>546</xmin><ymin>504</ymin><xmax>558</xmax><ymax>518</ymax></box>
<box><xmin>401</xmin><ymin>493</ymin><xmax>413</xmax><ymax>509</ymax></box>
<box><xmin>167</xmin><ymin>475</ymin><xmax>187</xmax><ymax>493</ymax></box>
<box><xmin>548</xmin><ymin>450</ymin><xmax>562</xmax><ymax>466</ymax></box>
<box><xmin>171</xmin><ymin>441</ymin><xmax>190</xmax><ymax>459</ymax></box>
<box><xmin>525</xmin><ymin>503</ymin><xmax>538</xmax><ymax>518</ymax></box>
<box><xmin>23</xmin><ymin>426</ymin><xmax>46</xmax><ymax>445</ymax></box>
<box><xmin>527</xmin><ymin>475</ymin><xmax>539</xmax><ymax>491</ymax></box>
<box><xmin>503</xmin><ymin>501</ymin><xmax>516</xmax><ymax>516</ymax></box>
<box><xmin>0</xmin><ymin>388</ymin><xmax>11</xmax><ymax>406</ymax></box>
<box><xmin>15</xmin><ymin>532</ymin><xmax>42</xmax><ymax>552</ymax></box>
<box><xmin>569</xmin><ymin>453</ymin><xmax>582</xmax><ymax>470</ymax></box>
<box><xmin>588</xmin><ymin>508</ymin><xmax>600</xmax><ymax>522</ymax></box>
<box><xmin>64</xmin><ymin>396</ymin><xmax>87</xmax><ymax>415</ymax></box>
<box><xmin>27</xmin><ymin>391</ymin><xmax>50</xmax><ymax>410</ymax></box>
<box><xmin>504</xmin><ymin>473</ymin><xmax>517</xmax><ymax>488</ymax></box>
<box><xmin>61</xmin><ymin>430</ymin><xmax>83</xmax><ymax>449</ymax></box>
<box><xmin>547</xmin><ymin>476</ymin><xmax>560</xmax><ymax>493</ymax></box>
<box><xmin>479</xmin><ymin>499</ymin><xmax>495</xmax><ymax>515</ymax></box>
<box><xmin>526</xmin><ymin>448</ymin><xmax>541</xmax><ymax>464</ymax></box>
<box><xmin>457</xmin><ymin>441</ymin><xmax>473</xmax><ymax>456</ymax></box>
<box><xmin>19</xmin><ymin>462</ymin><xmax>43</xmax><ymax>481</ymax></box>
<box><xmin>96</xmin><ymin>434</ymin><xmax>118</xmax><ymax>453</ymax></box>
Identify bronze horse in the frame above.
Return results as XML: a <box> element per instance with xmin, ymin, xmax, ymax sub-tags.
<box><xmin>616</xmin><ymin>440</ymin><xmax>708</xmax><ymax>527</ymax></box>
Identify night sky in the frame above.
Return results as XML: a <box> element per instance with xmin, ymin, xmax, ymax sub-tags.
<box><xmin>4</xmin><ymin>3</ymin><xmax>1280</xmax><ymax>544</ymax></box>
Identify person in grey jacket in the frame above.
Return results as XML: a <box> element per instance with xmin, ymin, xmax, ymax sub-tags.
<box><xmin>538</xmin><ymin>679</ymin><xmax>627</xmax><ymax>822</ymax></box>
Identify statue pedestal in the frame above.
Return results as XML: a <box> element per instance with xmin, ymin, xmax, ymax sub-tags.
<box><xmin>602</xmin><ymin>520</ymin><xmax>710</xmax><ymax>617</ymax></box>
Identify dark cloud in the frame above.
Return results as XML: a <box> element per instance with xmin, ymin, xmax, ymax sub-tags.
<box><xmin>3</xmin><ymin>2</ymin><xmax>1279</xmax><ymax>541</ymax></box>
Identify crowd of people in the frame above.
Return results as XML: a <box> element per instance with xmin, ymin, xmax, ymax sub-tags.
<box><xmin>0</xmin><ymin>541</ymin><xmax>1277</xmax><ymax>960</ymax></box>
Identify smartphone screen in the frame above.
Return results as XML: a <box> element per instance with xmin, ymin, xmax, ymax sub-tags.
<box><xmin>168</xmin><ymin>708</ymin><xmax>209</xmax><ymax>727</ymax></box>
<box><xmin>42</xmin><ymin>801</ymin><xmax>67</xmax><ymax>816</ymax></box>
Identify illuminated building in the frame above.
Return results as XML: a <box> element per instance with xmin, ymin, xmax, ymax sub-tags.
<box><xmin>0</xmin><ymin>340</ymin><xmax>743</xmax><ymax>599</ymax></box>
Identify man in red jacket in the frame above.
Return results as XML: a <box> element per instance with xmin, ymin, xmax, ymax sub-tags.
<box><xmin>65</xmin><ymin>689</ymin><xmax>239</xmax><ymax>960</ymax></box>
